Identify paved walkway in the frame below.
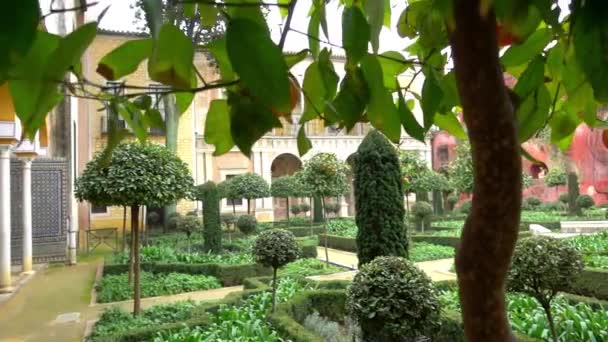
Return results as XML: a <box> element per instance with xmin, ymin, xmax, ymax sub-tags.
<box><xmin>315</xmin><ymin>247</ymin><xmax>456</xmax><ymax>281</ymax></box>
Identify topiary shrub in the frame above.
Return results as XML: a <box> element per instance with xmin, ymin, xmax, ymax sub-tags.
<box><xmin>299</xmin><ymin>203</ymin><xmax>311</xmax><ymax>215</ymax></box>
<box><xmin>290</xmin><ymin>204</ymin><xmax>302</xmax><ymax>216</ymax></box>
<box><xmin>176</xmin><ymin>215</ymin><xmax>201</xmax><ymax>252</ymax></box>
<box><xmin>221</xmin><ymin>213</ymin><xmax>237</xmax><ymax>227</ymax></box>
<box><xmin>186</xmin><ymin>210</ymin><xmax>198</xmax><ymax>217</ymax></box>
<box><xmin>576</xmin><ymin>195</ymin><xmax>595</xmax><ymax>213</ymax></box>
<box><xmin>167</xmin><ymin>212</ymin><xmax>182</xmax><ymax>231</ymax></box>
<box><xmin>252</xmin><ymin>229</ymin><xmax>300</xmax><ymax>312</ymax></box>
<box><xmin>522</xmin><ymin>196</ymin><xmax>541</xmax><ymax>210</ymax></box>
<box><xmin>558</xmin><ymin>193</ymin><xmax>570</xmax><ymax>204</ymax></box>
<box><xmin>457</xmin><ymin>199</ymin><xmax>472</xmax><ymax>214</ymax></box>
<box><xmin>347</xmin><ymin>256</ymin><xmax>441</xmax><ymax>341</ymax></box>
<box><xmin>508</xmin><ymin>236</ymin><xmax>584</xmax><ymax>342</ymax></box>
<box><xmin>447</xmin><ymin>194</ymin><xmax>459</xmax><ymax>211</ymax></box>
<box><xmin>323</xmin><ymin>202</ymin><xmax>341</xmax><ymax>217</ymax></box>
<box><xmin>237</xmin><ymin>215</ymin><xmax>257</xmax><ymax>235</ymax></box>
<box><xmin>200</xmin><ymin>181</ymin><xmax>222</xmax><ymax>253</ymax></box>
<box><xmin>146</xmin><ymin>212</ymin><xmax>160</xmax><ymax>225</ymax></box>
<box><xmin>354</xmin><ymin>130</ymin><xmax>408</xmax><ymax>266</ymax></box>
<box><xmin>538</xmin><ymin>201</ymin><xmax>566</xmax><ymax>212</ymax></box>
<box><xmin>411</xmin><ymin>201</ymin><xmax>434</xmax><ymax>233</ymax></box>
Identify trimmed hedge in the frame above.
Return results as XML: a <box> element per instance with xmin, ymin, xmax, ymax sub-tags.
<box><xmin>102</xmin><ymin>262</ymin><xmax>272</xmax><ymax>287</ymax></box>
<box><xmin>288</xmin><ymin>225</ymin><xmax>325</xmax><ymax>237</ymax></box>
<box><xmin>317</xmin><ymin>234</ymin><xmax>358</xmax><ymax>252</ymax></box>
<box><xmin>297</xmin><ymin>237</ymin><xmax>318</xmax><ymax>258</ymax></box>
<box><xmin>568</xmin><ymin>267</ymin><xmax>608</xmax><ymax>300</ymax></box>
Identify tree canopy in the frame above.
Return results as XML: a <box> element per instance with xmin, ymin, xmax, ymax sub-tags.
<box><xmin>300</xmin><ymin>153</ymin><xmax>349</xmax><ymax>198</ymax></box>
<box><xmin>270</xmin><ymin>175</ymin><xmax>297</xmax><ymax>199</ymax></box>
<box><xmin>75</xmin><ymin>142</ymin><xmax>193</xmax><ymax>207</ymax></box>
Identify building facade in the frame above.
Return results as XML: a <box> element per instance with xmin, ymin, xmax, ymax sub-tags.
<box><xmin>79</xmin><ymin>31</ymin><xmax>431</xmax><ymax>229</ymax></box>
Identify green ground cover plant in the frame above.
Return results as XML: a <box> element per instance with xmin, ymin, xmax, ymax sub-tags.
<box><xmin>410</xmin><ymin>243</ymin><xmax>455</xmax><ymax>262</ymax></box>
<box><xmin>109</xmin><ymin>245</ymin><xmax>254</xmax><ymax>266</ymax></box>
<box><xmin>568</xmin><ymin>232</ymin><xmax>608</xmax><ymax>269</ymax></box>
<box><xmin>153</xmin><ymin>278</ymin><xmax>306</xmax><ymax>341</ymax></box>
<box><xmin>439</xmin><ymin>290</ymin><xmax>608</xmax><ymax>341</ymax></box>
<box><xmin>278</xmin><ymin>258</ymin><xmax>344</xmax><ymax>277</ymax></box>
<box><xmin>88</xmin><ymin>301</ymin><xmax>204</xmax><ymax>341</ymax></box>
<box><xmin>96</xmin><ymin>272</ymin><xmax>221</xmax><ymax>303</ymax></box>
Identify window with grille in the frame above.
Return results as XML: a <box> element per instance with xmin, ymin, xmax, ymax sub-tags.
<box><xmin>101</xmin><ymin>81</ymin><xmax>126</xmax><ymax>133</ymax></box>
<box><xmin>148</xmin><ymin>84</ymin><xmax>169</xmax><ymax>135</ymax></box>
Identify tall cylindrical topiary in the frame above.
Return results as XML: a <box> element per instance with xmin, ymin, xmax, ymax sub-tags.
<box><xmin>354</xmin><ymin>130</ymin><xmax>408</xmax><ymax>266</ymax></box>
<box><xmin>199</xmin><ymin>181</ymin><xmax>222</xmax><ymax>253</ymax></box>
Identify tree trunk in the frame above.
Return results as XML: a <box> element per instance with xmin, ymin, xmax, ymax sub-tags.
<box><xmin>568</xmin><ymin>173</ymin><xmax>581</xmax><ymax>216</ymax></box>
<box><xmin>321</xmin><ymin>197</ymin><xmax>329</xmax><ymax>263</ymax></box>
<box><xmin>122</xmin><ymin>206</ymin><xmax>127</xmax><ymax>252</ymax></box>
<box><xmin>163</xmin><ymin>95</ymin><xmax>178</xmax><ymax>229</ymax></box>
<box><xmin>131</xmin><ymin>205</ymin><xmax>141</xmax><ymax>316</ymax></box>
<box><xmin>128</xmin><ymin>216</ymin><xmax>135</xmax><ymax>285</ymax></box>
<box><xmin>286</xmin><ymin>197</ymin><xmax>290</xmax><ymax>225</ymax></box>
<box><xmin>271</xmin><ymin>267</ymin><xmax>278</xmax><ymax>313</ymax></box>
<box><xmin>540</xmin><ymin>300</ymin><xmax>558</xmax><ymax>342</ymax></box>
<box><xmin>247</xmin><ymin>199</ymin><xmax>251</xmax><ymax>214</ymax></box>
<box><xmin>232</xmin><ymin>201</ymin><xmax>236</xmax><ymax>214</ymax></box>
<box><xmin>450</xmin><ymin>2</ymin><xmax>521</xmax><ymax>341</ymax></box>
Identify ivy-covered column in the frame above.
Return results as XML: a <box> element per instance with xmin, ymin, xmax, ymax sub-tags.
<box><xmin>0</xmin><ymin>145</ymin><xmax>13</xmax><ymax>293</ymax></box>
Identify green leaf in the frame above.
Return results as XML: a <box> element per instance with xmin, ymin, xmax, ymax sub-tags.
<box><xmin>229</xmin><ymin>92</ymin><xmax>281</xmax><ymax>155</ymax></box>
<box><xmin>421</xmin><ymin>71</ymin><xmax>443</xmax><ymax>130</ymax></box>
<box><xmin>439</xmin><ymin>71</ymin><xmax>460</xmax><ymax>111</ymax></box>
<box><xmin>572</xmin><ymin>2</ymin><xmax>608</xmax><ymax>103</ymax></box>
<box><xmin>143</xmin><ymin>108</ymin><xmax>165</xmax><ymax>132</ymax></box>
<box><xmin>360</xmin><ymin>55</ymin><xmax>400</xmax><ymax>142</ymax></box>
<box><xmin>148</xmin><ymin>24</ymin><xmax>194</xmax><ymax>89</ymax></box>
<box><xmin>342</xmin><ymin>6</ymin><xmax>370</xmax><ymax>65</ymax></box>
<box><xmin>0</xmin><ymin>0</ymin><xmax>38</xmax><ymax>84</ymax></box>
<box><xmin>546</xmin><ymin>41</ymin><xmax>564</xmax><ymax>82</ymax></box>
<box><xmin>397</xmin><ymin>92</ymin><xmax>425</xmax><ymax>142</ymax></box>
<box><xmin>501</xmin><ymin>28</ymin><xmax>552</xmax><ymax>67</ymax></box>
<box><xmin>205</xmin><ymin>99</ymin><xmax>234</xmax><ymax>155</ymax></box>
<box><xmin>10</xmin><ymin>23</ymin><xmax>97</xmax><ymax>139</ymax></box>
<box><xmin>549</xmin><ymin>108</ymin><xmax>579</xmax><ymax>150</ymax></box>
<box><xmin>517</xmin><ymin>85</ymin><xmax>551</xmax><ymax>142</ymax></box>
<box><xmin>384</xmin><ymin>0</ymin><xmax>391</xmax><ymax>27</ymax></box>
<box><xmin>318</xmin><ymin>49</ymin><xmax>339</xmax><ymax>99</ymax></box>
<box><xmin>200</xmin><ymin>4</ymin><xmax>219</xmax><ymax>28</ymax></box>
<box><xmin>297</xmin><ymin>125</ymin><xmax>312</xmax><ymax>156</ymax></box>
<box><xmin>227</xmin><ymin>18</ymin><xmax>291</xmax><ymax>113</ymax></box>
<box><xmin>397</xmin><ymin>1</ymin><xmax>431</xmax><ymax>38</ymax></box>
<box><xmin>133</xmin><ymin>95</ymin><xmax>152</xmax><ymax>110</ymax></box>
<box><xmin>117</xmin><ymin>101</ymin><xmax>148</xmax><ymax>142</ymax></box>
<box><xmin>434</xmin><ymin>112</ymin><xmax>466</xmax><ymax>140</ymax></box>
<box><xmin>308</xmin><ymin>10</ymin><xmax>321</xmax><ymax>58</ymax></box>
<box><xmin>207</xmin><ymin>37</ymin><xmax>236</xmax><ymax>81</ymax></box>
<box><xmin>142</xmin><ymin>0</ymin><xmax>163</xmax><ymax>38</ymax></box>
<box><xmin>176</xmin><ymin>92</ymin><xmax>195</xmax><ymax>114</ymax></box>
<box><xmin>514</xmin><ymin>56</ymin><xmax>545</xmax><ymax>99</ymax></box>
<box><xmin>378</xmin><ymin>51</ymin><xmax>411</xmax><ymax>91</ymax></box>
<box><xmin>325</xmin><ymin>68</ymin><xmax>369</xmax><ymax>129</ymax></box>
<box><xmin>301</xmin><ymin>62</ymin><xmax>327</xmax><ymax>123</ymax></box>
<box><xmin>364</xmin><ymin>0</ymin><xmax>384</xmax><ymax>53</ymax></box>
<box><xmin>418</xmin><ymin>9</ymin><xmax>446</xmax><ymax>49</ymax></box>
<box><xmin>183</xmin><ymin>3</ymin><xmax>196</xmax><ymax>18</ymax></box>
<box><xmin>285</xmin><ymin>49</ymin><xmax>310</xmax><ymax>69</ymax></box>
<box><xmin>226</xmin><ymin>0</ymin><xmax>267</xmax><ymax>29</ymax></box>
<box><xmin>97</xmin><ymin>39</ymin><xmax>153</xmax><ymax>80</ymax></box>
<box><xmin>278</xmin><ymin>0</ymin><xmax>290</xmax><ymax>18</ymax></box>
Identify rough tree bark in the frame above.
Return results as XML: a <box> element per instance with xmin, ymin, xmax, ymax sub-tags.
<box><xmin>450</xmin><ymin>1</ymin><xmax>521</xmax><ymax>341</ymax></box>
<box><xmin>131</xmin><ymin>205</ymin><xmax>141</xmax><ymax>316</ymax></box>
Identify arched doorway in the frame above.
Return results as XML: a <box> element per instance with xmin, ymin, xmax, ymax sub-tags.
<box><xmin>271</xmin><ymin>153</ymin><xmax>302</xmax><ymax>221</ymax></box>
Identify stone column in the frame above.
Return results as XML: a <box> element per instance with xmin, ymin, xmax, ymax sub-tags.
<box><xmin>0</xmin><ymin>146</ymin><xmax>13</xmax><ymax>292</ymax></box>
<box><xmin>20</xmin><ymin>158</ymin><xmax>34</xmax><ymax>274</ymax></box>
<box><xmin>340</xmin><ymin>196</ymin><xmax>349</xmax><ymax>217</ymax></box>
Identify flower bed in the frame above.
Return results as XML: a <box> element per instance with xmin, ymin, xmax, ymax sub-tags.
<box><xmin>96</xmin><ymin>272</ymin><xmax>221</xmax><ymax>303</ymax></box>
<box><xmin>439</xmin><ymin>288</ymin><xmax>608</xmax><ymax>341</ymax></box>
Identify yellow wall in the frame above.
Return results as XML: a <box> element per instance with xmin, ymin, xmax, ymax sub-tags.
<box><xmin>0</xmin><ymin>84</ymin><xmax>15</xmax><ymax>121</ymax></box>
<box><xmin>83</xmin><ymin>33</ymin><xmax>220</xmax><ymax>229</ymax></box>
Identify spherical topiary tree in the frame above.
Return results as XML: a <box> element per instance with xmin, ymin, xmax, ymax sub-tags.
<box><xmin>271</xmin><ymin>175</ymin><xmax>297</xmax><ymax>224</ymax></box>
<box><xmin>522</xmin><ymin>196</ymin><xmax>541</xmax><ymax>210</ymax></box>
<box><xmin>252</xmin><ymin>229</ymin><xmax>300</xmax><ymax>312</ymax></box>
<box><xmin>347</xmin><ymin>256</ymin><xmax>441</xmax><ymax>341</ymax></box>
<box><xmin>167</xmin><ymin>212</ymin><xmax>182</xmax><ymax>231</ymax></box>
<box><xmin>458</xmin><ymin>199</ymin><xmax>472</xmax><ymax>214</ymax></box>
<box><xmin>301</xmin><ymin>152</ymin><xmax>349</xmax><ymax>262</ymax></box>
<box><xmin>508</xmin><ymin>236</ymin><xmax>584</xmax><ymax>342</ymax></box>
<box><xmin>290</xmin><ymin>203</ymin><xmax>302</xmax><ymax>216</ymax></box>
<box><xmin>411</xmin><ymin>201</ymin><xmax>434</xmax><ymax>233</ymax></box>
<box><xmin>558</xmin><ymin>193</ymin><xmax>570</xmax><ymax>204</ymax></box>
<box><xmin>447</xmin><ymin>194</ymin><xmax>459</xmax><ymax>211</ymax></box>
<box><xmin>198</xmin><ymin>181</ymin><xmax>222</xmax><ymax>253</ymax></box>
<box><xmin>230</xmin><ymin>173</ymin><xmax>270</xmax><ymax>214</ymax></box>
<box><xmin>220</xmin><ymin>213</ymin><xmax>237</xmax><ymax>242</ymax></box>
<box><xmin>217</xmin><ymin>178</ymin><xmax>239</xmax><ymax>214</ymax></box>
<box><xmin>237</xmin><ymin>214</ymin><xmax>257</xmax><ymax>235</ymax></box>
<box><xmin>575</xmin><ymin>194</ymin><xmax>595</xmax><ymax>214</ymax></box>
<box><xmin>545</xmin><ymin>168</ymin><xmax>567</xmax><ymax>196</ymax></box>
<box><xmin>176</xmin><ymin>215</ymin><xmax>202</xmax><ymax>252</ymax></box>
<box><xmin>299</xmin><ymin>202</ymin><xmax>311</xmax><ymax>216</ymax></box>
<box><xmin>75</xmin><ymin>142</ymin><xmax>193</xmax><ymax>316</ymax></box>
<box><xmin>354</xmin><ymin>130</ymin><xmax>408</xmax><ymax>266</ymax></box>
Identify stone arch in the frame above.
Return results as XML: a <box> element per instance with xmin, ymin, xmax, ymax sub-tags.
<box><xmin>270</xmin><ymin>153</ymin><xmax>303</xmax><ymax>220</ymax></box>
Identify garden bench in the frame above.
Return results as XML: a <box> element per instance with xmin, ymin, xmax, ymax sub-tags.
<box><xmin>560</xmin><ymin>221</ymin><xmax>608</xmax><ymax>234</ymax></box>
